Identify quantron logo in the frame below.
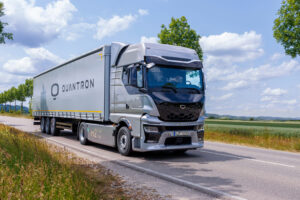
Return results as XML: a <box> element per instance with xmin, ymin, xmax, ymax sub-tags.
<box><xmin>51</xmin><ymin>79</ymin><xmax>95</xmax><ymax>98</ymax></box>
<box><xmin>51</xmin><ymin>83</ymin><xmax>59</xmax><ymax>97</ymax></box>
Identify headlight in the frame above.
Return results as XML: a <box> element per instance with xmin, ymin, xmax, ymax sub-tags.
<box><xmin>144</xmin><ymin>125</ymin><xmax>159</xmax><ymax>133</ymax></box>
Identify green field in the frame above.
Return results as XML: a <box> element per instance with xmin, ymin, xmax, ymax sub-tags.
<box><xmin>205</xmin><ymin>119</ymin><xmax>300</xmax><ymax>152</ymax></box>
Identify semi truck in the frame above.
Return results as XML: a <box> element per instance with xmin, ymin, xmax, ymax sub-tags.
<box><xmin>32</xmin><ymin>42</ymin><xmax>205</xmax><ymax>156</ymax></box>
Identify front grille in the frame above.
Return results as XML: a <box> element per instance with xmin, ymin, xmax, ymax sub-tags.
<box><xmin>165</xmin><ymin>137</ymin><xmax>191</xmax><ymax>146</ymax></box>
<box><xmin>157</xmin><ymin>103</ymin><xmax>202</xmax><ymax>122</ymax></box>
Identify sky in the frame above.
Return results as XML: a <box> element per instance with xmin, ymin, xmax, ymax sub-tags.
<box><xmin>0</xmin><ymin>0</ymin><xmax>299</xmax><ymax>118</ymax></box>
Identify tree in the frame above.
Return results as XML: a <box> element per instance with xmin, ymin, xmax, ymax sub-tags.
<box><xmin>25</xmin><ymin>79</ymin><xmax>33</xmax><ymax>114</ymax></box>
<box><xmin>3</xmin><ymin>90</ymin><xmax>8</xmax><ymax>112</ymax></box>
<box><xmin>0</xmin><ymin>93</ymin><xmax>3</xmax><ymax>112</ymax></box>
<box><xmin>10</xmin><ymin>87</ymin><xmax>17</xmax><ymax>112</ymax></box>
<box><xmin>0</xmin><ymin>2</ymin><xmax>13</xmax><ymax>44</ymax></box>
<box><xmin>17</xmin><ymin>84</ymin><xmax>26</xmax><ymax>113</ymax></box>
<box><xmin>158</xmin><ymin>16</ymin><xmax>203</xmax><ymax>60</ymax></box>
<box><xmin>6</xmin><ymin>89</ymin><xmax>13</xmax><ymax>112</ymax></box>
<box><xmin>273</xmin><ymin>0</ymin><xmax>300</xmax><ymax>58</ymax></box>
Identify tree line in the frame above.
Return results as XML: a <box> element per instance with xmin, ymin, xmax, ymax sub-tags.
<box><xmin>0</xmin><ymin>79</ymin><xmax>33</xmax><ymax>114</ymax></box>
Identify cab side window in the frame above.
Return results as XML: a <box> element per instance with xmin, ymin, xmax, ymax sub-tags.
<box><xmin>122</xmin><ymin>65</ymin><xmax>143</xmax><ymax>88</ymax></box>
<box><xmin>122</xmin><ymin>66</ymin><xmax>130</xmax><ymax>85</ymax></box>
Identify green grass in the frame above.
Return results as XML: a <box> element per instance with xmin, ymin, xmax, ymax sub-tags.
<box><xmin>205</xmin><ymin>119</ymin><xmax>300</xmax><ymax>152</ymax></box>
<box><xmin>0</xmin><ymin>124</ymin><xmax>155</xmax><ymax>200</ymax></box>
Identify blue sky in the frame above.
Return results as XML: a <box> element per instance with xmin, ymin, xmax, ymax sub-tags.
<box><xmin>0</xmin><ymin>0</ymin><xmax>299</xmax><ymax>117</ymax></box>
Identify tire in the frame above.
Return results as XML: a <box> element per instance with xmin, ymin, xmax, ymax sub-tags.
<box><xmin>50</xmin><ymin>118</ymin><xmax>59</xmax><ymax>136</ymax></box>
<box><xmin>40</xmin><ymin>117</ymin><xmax>46</xmax><ymax>133</ymax></box>
<box><xmin>117</xmin><ymin>126</ymin><xmax>132</xmax><ymax>156</ymax></box>
<box><xmin>72</xmin><ymin>123</ymin><xmax>78</xmax><ymax>136</ymax></box>
<box><xmin>78</xmin><ymin>123</ymin><xmax>89</xmax><ymax>145</ymax></box>
<box><xmin>45</xmin><ymin>117</ymin><xmax>51</xmax><ymax>135</ymax></box>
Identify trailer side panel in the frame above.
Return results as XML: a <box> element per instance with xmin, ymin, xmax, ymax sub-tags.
<box><xmin>32</xmin><ymin>47</ymin><xmax>109</xmax><ymax>122</ymax></box>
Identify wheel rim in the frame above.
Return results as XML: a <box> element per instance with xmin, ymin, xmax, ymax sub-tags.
<box><xmin>79</xmin><ymin>127</ymin><xmax>85</xmax><ymax>142</ymax></box>
<box><xmin>41</xmin><ymin>118</ymin><xmax>44</xmax><ymax>130</ymax></box>
<box><xmin>51</xmin><ymin>119</ymin><xmax>55</xmax><ymax>133</ymax></box>
<box><xmin>119</xmin><ymin>133</ymin><xmax>127</xmax><ymax>150</ymax></box>
<box><xmin>46</xmin><ymin>119</ymin><xmax>49</xmax><ymax>132</ymax></box>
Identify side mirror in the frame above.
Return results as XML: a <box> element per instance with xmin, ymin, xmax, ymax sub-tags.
<box><xmin>146</xmin><ymin>63</ymin><xmax>155</xmax><ymax>69</ymax></box>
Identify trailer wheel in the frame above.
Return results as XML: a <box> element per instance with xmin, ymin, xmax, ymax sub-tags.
<box><xmin>79</xmin><ymin>123</ymin><xmax>89</xmax><ymax>145</ymax></box>
<box><xmin>50</xmin><ymin>118</ymin><xmax>59</xmax><ymax>136</ymax></box>
<box><xmin>40</xmin><ymin>117</ymin><xmax>46</xmax><ymax>133</ymax></box>
<box><xmin>45</xmin><ymin>117</ymin><xmax>51</xmax><ymax>135</ymax></box>
<box><xmin>117</xmin><ymin>126</ymin><xmax>132</xmax><ymax>156</ymax></box>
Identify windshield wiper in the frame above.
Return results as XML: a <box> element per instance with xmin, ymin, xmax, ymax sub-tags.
<box><xmin>184</xmin><ymin>88</ymin><xmax>201</xmax><ymax>94</ymax></box>
<box><xmin>162</xmin><ymin>85</ymin><xmax>177</xmax><ymax>93</ymax></box>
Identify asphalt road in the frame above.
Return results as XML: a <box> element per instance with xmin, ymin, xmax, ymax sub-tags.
<box><xmin>1</xmin><ymin>116</ymin><xmax>300</xmax><ymax>200</ymax></box>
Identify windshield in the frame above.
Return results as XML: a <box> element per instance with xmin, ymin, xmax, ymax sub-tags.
<box><xmin>147</xmin><ymin>65</ymin><xmax>204</xmax><ymax>93</ymax></box>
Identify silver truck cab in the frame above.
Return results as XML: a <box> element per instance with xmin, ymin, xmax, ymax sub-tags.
<box><xmin>109</xmin><ymin>42</ymin><xmax>205</xmax><ymax>153</ymax></box>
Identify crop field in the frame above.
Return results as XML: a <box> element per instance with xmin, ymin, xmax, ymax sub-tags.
<box><xmin>205</xmin><ymin>119</ymin><xmax>300</xmax><ymax>152</ymax></box>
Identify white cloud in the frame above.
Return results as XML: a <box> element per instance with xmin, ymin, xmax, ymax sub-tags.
<box><xmin>138</xmin><ymin>9</ymin><xmax>149</xmax><ymax>16</ymax></box>
<box><xmin>140</xmin><ymin>36</ymin><xmax>158</xmax><ymax>43</ymax></box>
<box><xmin>2</xmin><ymin>47</ymin><xmax>64</xmax><ymax>76</ymax></box>
<box><xmin>263</xmin><ymin>99</ymin><xmax>297</xmax><ymax>106</ymax></box>
<box><xmin>25</xmin><ymin>47</ymin><xmax>64</xmax><ymax>63</ymax></box>
<box><xmin>3</xmin><ymin>0</ymin><xmax>77</xmax><ymax>46</ymax></box>
<box><xmin>94</xmin><ymin>14</ymin><xmax>136</xmax><ymax>40</ymax></box>
<box><xmin>62</xmin><ymin>23</ymin><xmax>96</xmax><ymax>41</ymax></box>
<box><xmin>211</xmin><ymin>93</ymin><xmax>233</xmax><ymax>101</ymax></box>
<box><xmin>270</xmin><ymin>53</ymin><xmax>283</xmax><ymax>61</ymax></box>
<box><xmin>261</xmin><ymin>96</ymin><xmax>276</xmax><ymax>102</ymax></box>
<box><xmin>284</xmin><ymin>99</ymin><xmax>297</xmax><ymax>105</ymax></box>
<box><xmin>262</xmin><ymin>88</ymin><xmax>287</xmax><ymax>96</ymax></box>
<box><xmin>228</xmin><ymin>60</ymin><xmax>300</xmax><ymax>82</ymax></box>
<box><xmin>209</xmin><ymin>59</ymin><xmax>300</xmax><ymax>90</ymax></box>
<box><xmin>94</xmin><ymin>9</ymin><xmax>148</xmax><ymax>40</ymax></box>
<box><xmin>222</xmin><ymin>80</ymin><xmax>248</xmax><ymax>90</ymax></box>
<box><xmin>3</xmin><ymin>57</ymin><xmax>35</xmax><ymax>75</ymax></box>
<box><xmin>200</xmin><ymin>31</ymin><xmax>263</xmax><ymax>64</ymax></box>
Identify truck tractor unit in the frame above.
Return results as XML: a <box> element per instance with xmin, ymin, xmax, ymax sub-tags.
<box><xmin>32</xmin><ymin>42</ymin><xmax>206</xmax><ymax>155</ymax></box>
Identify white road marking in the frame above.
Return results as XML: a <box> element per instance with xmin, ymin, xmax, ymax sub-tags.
<box><xmin>200</xmin><ymin>150</ymin><xmax>295</xmax><ymax>168</ymax></box>
<box><xmin>43</xmin><ymin>136</ymin><xmax>248</xmax><ymax>200</ymax></box>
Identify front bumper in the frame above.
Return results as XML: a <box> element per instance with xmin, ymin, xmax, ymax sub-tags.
<box><xmin>132</xmin><ymin>114</ymin><xmax>205</xmax><ymax>152</ymax></box>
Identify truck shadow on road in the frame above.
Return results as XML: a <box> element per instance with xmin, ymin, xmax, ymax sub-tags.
<box><xmin>39</xmin><ymin>130</ymin><xmax>246</xmax><ymax>196</ymax></box>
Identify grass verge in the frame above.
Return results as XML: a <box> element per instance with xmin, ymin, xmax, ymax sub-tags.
<box><xmin>205</xmin><ymin>123</ymin><xmax>300</xmax><ymax>152</ymax></box>
<box><xmin>0</xmin><ymin>124</ymin><xmax>160</xmax><ymax>200</ymax></box>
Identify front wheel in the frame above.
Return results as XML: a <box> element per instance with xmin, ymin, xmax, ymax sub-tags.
<box><xmin>78</xmin><ymin>123</ymin><xmax>89</xmax><ymax>145</ymax></box>
<box><xmin>117</xmin><ymin>127</ymin><xmax>132</xmax><ymax>156</ymax></box>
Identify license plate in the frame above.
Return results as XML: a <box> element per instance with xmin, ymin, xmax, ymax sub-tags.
<box><xmin>171</xmin><ymin>131</ymin><xmax>192</xmax><ymax>137</ymax></box>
